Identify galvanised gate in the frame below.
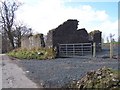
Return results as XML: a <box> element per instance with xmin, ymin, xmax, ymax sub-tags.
<box><xmin>58</xmin><ymin>43</ymin><xmax>92</xmax><ymax>57</ymax></box>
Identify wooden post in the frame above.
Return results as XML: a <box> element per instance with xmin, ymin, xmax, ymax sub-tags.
<box><xmin>93</xmin><ymin>42</ymin><xmax>96</xmax><ymax>57</ymax></box>
<box><xmin>110</xmin><ymin>42</ymin><xmax>113</xmax><ymax>59</ymax></box>
<box><xmin>58</xmin><ymin>44</ymin><xmax>60</xmax><ymax>57</ymax></box>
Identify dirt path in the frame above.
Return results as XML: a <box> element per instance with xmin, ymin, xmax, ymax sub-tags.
<box><xmin>1</xmin><ymin>54</ymin><xmax>40</xmax><ymax>88</ymax></box>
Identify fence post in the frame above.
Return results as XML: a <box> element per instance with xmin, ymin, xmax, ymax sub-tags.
<box><xmin>73</xmin><ymin>44</ymin><xmax>75</xmax><ymax>56</ymax></box>
<box><xmin>110</xmin><ymin>42</ymin><xmax>113</xmax><ymax>59</ymax></box>
<box><xmin>82</xmin><ymin>44</ymin><xmax>83</xmax><ymax>56</ymax></box>
<box><xmin>66</xmin><ymin>44</ymin><xmax>67</xmax><ymax>56</ymax></box>
<box><xmin>93</xmin><ymin>42</ymin><xmax>96</xmax><ymax>57</ymax></box>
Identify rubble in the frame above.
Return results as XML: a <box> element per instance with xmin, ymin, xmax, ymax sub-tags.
<box><xmin>64</xmin><ymin>67</ymin><xmax>120</xmax><ymax>89</ymax></box>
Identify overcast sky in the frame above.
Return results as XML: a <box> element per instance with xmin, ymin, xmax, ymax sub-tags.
<box><xmin>15</xmin><ymin>0</ymin><xmax>119</xmax><ymax>42</ymax></box>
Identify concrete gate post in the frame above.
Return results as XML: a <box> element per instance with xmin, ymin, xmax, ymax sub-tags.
<box><xmin>93</xmin><ymin>42</ymin><xmax>96</xmax><ymax>57</ymax></box>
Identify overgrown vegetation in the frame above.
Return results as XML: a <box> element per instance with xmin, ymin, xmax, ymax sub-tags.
<box><xmin>7</xmin><ymin>48</ymin><xmax>56</xmax><ymax>60</ymax></box>
<box><xmin>63</xmin><ymin>67</ymin><xmax>120</xmax><ymax>89</ymax></box>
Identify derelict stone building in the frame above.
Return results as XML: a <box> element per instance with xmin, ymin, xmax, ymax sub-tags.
<box><xmin>89</xmin><ymin>30</ymin><xmax>102</xmax><ymax>51</ymax></box>
<box><xmin>46</xmin><ymin>19</ymin><xmax>90</xmax><ymax>48</ymax></box>
<box><xmin>89</xmin><ymin>30</ymin><xmax>102</xmax><ymax>44</ymax></box>
<box><xmin>20</xmin><ymin>19</ymin><xmax>102</xmax><ymax>53</ymax></box>
<box><xmin>21</xmin><ymin>34</ymin><xmax>45</xmax><ymax>49</ymax></box>
<box><xmin>46</xmin><ymin>19</ymin><xmax>102</xmax><ymax>49</ymax></box>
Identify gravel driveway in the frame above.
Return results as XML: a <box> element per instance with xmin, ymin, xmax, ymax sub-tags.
<box><xmin>14</xmin><ymin>45</ymin><xmax>118</xmax><ymax>88</ymax></box>
<box><xmin>16</xmin><ymin>56</ymin><xmax>118</xmax><ymax>88</ymax></box>
<box><xmin>2</xmin><ymin>45</ymin><xmax>119</xmax><ymax>88</ymax></box>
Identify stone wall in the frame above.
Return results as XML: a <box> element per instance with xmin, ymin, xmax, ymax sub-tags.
<box><xmin>89</xmin><ymin>30</ymin><xmax>102</xmax><ymax>51</ymax></box>
<box><xmin>21</xmin><ymin>34</ymin><xmax>45</xmax><ymax>49</ymax></box>
<box><xmin>46</xmin><ymin>19</ymin><xmax>90</xmax><ymax>48</ymax></box>
<box><xmin>21</xmin><ymin>19</ymin><xmax>102</xmax><ymax>52</ymax></box>
<box><xmin>89</xmin><ymin>30</ymin><xmax>102</xmax><ymax>43</ymax></box>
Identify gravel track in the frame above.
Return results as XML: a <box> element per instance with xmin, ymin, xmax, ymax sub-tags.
<box><xmin>16</xmin><ymin>56</ymin><xmax>118</xmax><ymax>88</ymax></box>
<box><xmin>15</xmin><ymin>46</ymin><xmax>118</xmax><ymax>88</ymax></box>
<box><xmin>2</xmin><ymin>45</ymin><xmax>119</xmax><ymax>88</ymax></box>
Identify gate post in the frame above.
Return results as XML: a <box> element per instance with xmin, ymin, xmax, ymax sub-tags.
<box><xmin>81</xmin><ymin>43</ymin><xmax>83</xmax><ymax>56</ymax></box>
<box><xmin>110</xmin><ymin>42</ymin><xmax>113</xmax><ymax>59</ymax></box>
<box><xmin>93</xmin><ymin>42</ymin><xmax>96</xmax><ymax>57</ymax></box>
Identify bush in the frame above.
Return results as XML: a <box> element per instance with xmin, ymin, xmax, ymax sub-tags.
<box><xmin>7</xmin><ymin>47</ymin><xmax>56</xmax><ymax>60</ymax></box>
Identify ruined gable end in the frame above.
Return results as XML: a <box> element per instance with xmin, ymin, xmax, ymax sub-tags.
<box><xmin>21</xmin><ymin>34</ymin><xmax>45</xmax><ymax>49</ymax></box>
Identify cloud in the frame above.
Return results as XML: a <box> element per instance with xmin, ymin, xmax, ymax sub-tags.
<box><xmin>16</xmin><ymin>0</ymin><xmax>118</xmax><ymax>41</ymax></box>
<box><xmin>63</xmin><ymin>0</ymin><xmax>119</xmax><ymax>2</ymax></box>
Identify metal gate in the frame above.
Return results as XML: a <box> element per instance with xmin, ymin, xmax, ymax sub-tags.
<box><xmin>58</xmin><ymin>43</ymin><xmax>92</xmax><ymax>57</ymax></box>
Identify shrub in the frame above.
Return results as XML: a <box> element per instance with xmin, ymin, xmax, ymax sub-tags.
<box><xmin>7</xmin><ymin>47</ymin><xmax>56</xmax><ymax>60</ymax></box>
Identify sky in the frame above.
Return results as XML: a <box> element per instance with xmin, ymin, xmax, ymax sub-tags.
<box><xmin>14</xmin><ymin>0</ymin><xmax>119</xmax><ymax>42</ymax></box>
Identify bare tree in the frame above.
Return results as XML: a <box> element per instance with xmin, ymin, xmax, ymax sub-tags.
<box><xmin>106</xmin><ymin>37</ymin><xmax>109</xmax><ymax>43</ymax></box>
<box><xmin>109</xmin><ymin>33</ymin><xmax>115</xmax><ymax>42</ymax></box>
<box><xmin>13</xmin><ymin>24</ymin><xmax>32</xmax><ymax>47</ymax></box>
<box><xmin>0</xmin><ymin>0</ymin><xmax>21</xmax><ymax>49</ymax></box>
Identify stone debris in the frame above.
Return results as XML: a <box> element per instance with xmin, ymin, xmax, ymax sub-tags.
<box><xmin>112</xmin><ymin>55</ymin><xmax>120</xmax><ymax>59</ymax></box>
<box><xmin>64</xmin><ymin>67</ymin><xmax>120</xmax><ymax>89</ymax></box>
<box><xmin>26</xmin><ymin>71</ymin><xmax>29</xmax><ymax>73</ymax></box>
